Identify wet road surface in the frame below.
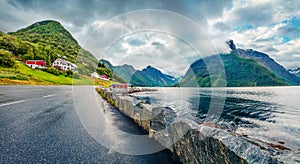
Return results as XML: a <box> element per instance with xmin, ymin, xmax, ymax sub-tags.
<box><xmin>0</xmin><ymin>86</ymin><xmax>179</xmax><ymax>163</ymax></box>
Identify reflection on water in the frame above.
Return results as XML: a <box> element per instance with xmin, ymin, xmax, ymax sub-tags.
<box><xmin>192</xmin><ymin>94</ymin><xmax>281</xmax><ymax>127</ymax></box>
<box><xmin>131</xmin><ymin>86</ymin><xmax>300</xmax><ymax>151</ymax></box>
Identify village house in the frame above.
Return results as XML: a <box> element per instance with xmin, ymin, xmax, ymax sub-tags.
<box><xmin>25</xmin><ymin>60</ymin><xmax>46</xmax><ymax>69</ymax></box>
<box><xmin>52</xmin><ymin>58</ymin><xmax>77</xmax><ymax>71</ymax></box>
<box><xmin>91</xmin><ymin>72</ymin><xmax>109</xmax><ymax>81</ymax></box>
<box><xmin>91</xmin><ymin>72</ymin><xmax>100</xmax><ymax>79</ymax></box>
<box><xmin>109</xmin><ymin>83</ymin><xmax>130</xmax><ymax>92</ymax></box>
<box><xmin>100</xmin><ymin>74</ymin><xmax>109</xmax><ymax>81</ymax></box>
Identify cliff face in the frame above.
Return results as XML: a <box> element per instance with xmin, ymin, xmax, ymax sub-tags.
<box><xmin>227</xmin><ymin>40</ymin><xmax>300</xmax><ymax>85</ymax></box>
<box><xmin>96</xmin><ymin>88</ymin><xmax>282</xmax><ymax>163</ymax></box>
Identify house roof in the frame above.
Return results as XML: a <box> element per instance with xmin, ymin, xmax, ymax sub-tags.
<box><xmin>54</xmin><ymin>58</ymin><xmax>77</xmax><ymax>67</ymax></box>
<box><xmin>25</xmin><ymin>60</ymin><xmax>46</xmax><ymax>66</ymax></box>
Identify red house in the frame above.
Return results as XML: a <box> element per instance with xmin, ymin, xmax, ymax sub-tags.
<box><xmin>25</xmin><ymin>60</ymin><xmax>46</xmax><ymax>69</ymax></box>
<box><xmin>100</xmin><ymin>74</ymin><xmax>109</xmax><ymax>81</ymax></box>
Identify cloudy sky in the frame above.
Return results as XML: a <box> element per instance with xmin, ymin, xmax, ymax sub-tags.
<box><xmin>1</xmin><ymin>0</ymin><xmax>300</xmax><ymax>76</ymax></box>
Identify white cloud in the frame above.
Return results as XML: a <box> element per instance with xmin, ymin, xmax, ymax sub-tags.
<box><xmin>275</xmin><ymin>38</ymin><xmax>300</xmax><ymax>68</ymax></box>
<box><xmin>1</xmin><ymin>0</ymin><xmax>300</xmax><ymax>71</ymax></box>
<box><xmin>206</xmin><ymin>0</ymin><xmax>300</xmax><ymax>69</ymax></box>
<box><xmin>103</xmin><ymin>31</ymin><xmax>199</xmax><ymax>77</ymax></box>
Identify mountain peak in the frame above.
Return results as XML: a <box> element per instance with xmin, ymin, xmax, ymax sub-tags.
<box><xmin>11</xmin><ymin>19</ymin><xmax>78</xmax><ymax>45</ymax></box>
<box><xmin>288</xmin><ymin>68</ymin><xmax>300</xmax><ymax>77</ymax></box>
<box><xmin>143</xmin><ymin>66</ymin><xmax>164</xmax><ymax>75</ymax></box>
<box><xmin>29</xmin><ymin>20</ymin><xmax>62</xmax><ymax>27</ymax></box>
<box><xmin>226</xmin><ymin>39</ymin><xmax>237</xmax><ymax>51</ymax></box>
<box><xmin>146</xmin><ymin>65</ymin><xmax>155</xmax><ymax>69</ymax></box>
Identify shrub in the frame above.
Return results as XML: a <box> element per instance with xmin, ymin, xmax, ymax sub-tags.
<box><xmin>65</xmin><ymin>70</ymin><xmax>73</xmax><ymax>77</ymax></box>
<box><xmin>42</xmin><ymin>67</ymin><xmax>60</xmax><ymax>76</ymax></box>
<box><xmin>73</xmin><ymin>72</ymin><xmax>81</xmax><ymax>79</ymax></box>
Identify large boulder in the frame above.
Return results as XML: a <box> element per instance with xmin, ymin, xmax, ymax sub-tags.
<box><xmin>151</xmin><ymin>107</ymin><xmax>177</xmax><ymax>151</ymax></box>
<box><xmin>170</xmin><ymin>120</ymin><xmax>278</xmax><ymax>164</ymax></box>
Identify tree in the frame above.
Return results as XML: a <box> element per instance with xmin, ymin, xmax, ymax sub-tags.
<box><xmin>0</xmin><ymin>49</ymin><xmax>16</xmax><ymax>68</ymax></box>
<box><xmin>44</xmin><ymin>45</ymin><xmax>54</xmax><ymax>66</ymax></box>
<box><xmin>96</xmin><ymin>67</ymin><xmax>112</xmax><ymax>77</ymax></box>
<box><xmin>0</xmin><ymin>35</ymin><xmax>19</xmax><ymax>53</ymax></box>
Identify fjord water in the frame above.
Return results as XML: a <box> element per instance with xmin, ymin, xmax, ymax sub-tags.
<box><xmin>132</xmin><ymin>86</ymin><xmax>300</xmax><ymax>151</ymax></box>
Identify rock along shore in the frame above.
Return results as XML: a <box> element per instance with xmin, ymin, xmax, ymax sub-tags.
<box><xmin>96</xmin><ymin>87</ymin><xmax>283</xmax><ymax>164</ymax></box>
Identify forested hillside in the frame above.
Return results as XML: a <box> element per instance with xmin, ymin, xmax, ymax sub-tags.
<box><xmin>0</xmin><ymin>20</ymin><xmax>97</xmax><ymax>75</ymax></box>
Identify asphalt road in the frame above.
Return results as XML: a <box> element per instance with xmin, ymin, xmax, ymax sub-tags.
<box><xmin>0</xmin><ymin>86</ymin><xmax>179</xmax><ymax>163</ymax></box>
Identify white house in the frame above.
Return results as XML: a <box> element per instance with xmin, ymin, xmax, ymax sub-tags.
<box><xmin>91</xmin><ymin>72</ymin><xmax>100</xmax><ymax>79</ymax></box>
<box><xmin>52</xmin><ymin>58</ymin><xmax>77</xmax><ymax>71</ymax></box>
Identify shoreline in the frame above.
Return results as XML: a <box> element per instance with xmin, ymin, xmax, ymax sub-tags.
<box><xmin>95</xmin><ymin>87</ymin><xmax>289</xmax><ymax>163</ymax></box>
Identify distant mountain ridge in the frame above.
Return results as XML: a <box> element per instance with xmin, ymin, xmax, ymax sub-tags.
<box><xmin>99</xmin><ymin>59</ymin><xmax>178</xmax><ymax>87</ymax></box>
<box><xmin>130</xmin><ymin>65</ymin><xmax>178</xmax><ymax>87</ymax></box>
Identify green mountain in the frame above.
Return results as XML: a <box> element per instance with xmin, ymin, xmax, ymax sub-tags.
<box><xmin>227</xmin><ymin>40</ymin><xmax>300</xmax><ymax>85</ymax></box>
<box><xmin>180</xmin><ymin>54</ymin><xmax>288</xmax><ymax>87</ymax></box>
<box><xmin>7</xmin><ymin>20</ymin><xmax>97</xmax><ymax>75</ymax></box>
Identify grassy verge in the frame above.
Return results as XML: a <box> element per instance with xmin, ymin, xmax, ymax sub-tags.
<box><xmin>0</xmin><ymin>62</ymin><xmax>116</xmax><ymax>86</ymax></box>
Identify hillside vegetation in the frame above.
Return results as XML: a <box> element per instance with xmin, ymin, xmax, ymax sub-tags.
<box><xmin>4</xmin><ymin>20</ymin><xmax>98</xmax><ymax>75</ymax></box>
<box><xmin>180</xmin><ymin>54</ymin><xmax>288</xmax><ymax>87</ymax></box>
<box><xmin>0</xmin><ymin>20</ymin><xmax>115</xmax><ymax>85</ymax></box>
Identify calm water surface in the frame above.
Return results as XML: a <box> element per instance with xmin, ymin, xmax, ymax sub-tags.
<box><xmin>131</xmin><ymin>86</ymin><xmax>300</xmax><ymax>151</ymax></box>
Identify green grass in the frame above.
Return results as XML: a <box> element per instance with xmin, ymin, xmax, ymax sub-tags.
<box><xmin>0</xmin><ymin>61</ymin><xmax>120</xmax><ymax>86</ymax></box>
<box><xmin>0</xmin><ymin>62</ymin><xmax>95</xmax><ymax>85</ymax></box>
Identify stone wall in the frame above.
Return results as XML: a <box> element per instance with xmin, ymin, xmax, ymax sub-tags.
<box><xmin>96</xmin><ymin>88</ymin><xmax>279</xmax><ymax>164</ymax></box>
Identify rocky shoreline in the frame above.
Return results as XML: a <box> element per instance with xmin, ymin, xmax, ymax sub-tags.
<box><xmin>95</xmin><ymin>87</ymin><xmax>294</xmax><ymax>163</ymax></box>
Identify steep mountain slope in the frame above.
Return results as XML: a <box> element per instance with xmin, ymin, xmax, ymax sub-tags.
<box><xmin>288</xmin><ymin>68</ymin><xmax>300</xmax><ymax>77</ymax></box>
<box><xmin>113</xmin><ymin>64</ymin><xmax>137</xmax><ymax>82</ymax></box>
<box><xmin>180</xmin><ymin>54</ymin><xmax>287</xmax><ymax>87</ymax></box>
<box><xmin>99</xmin><ymin>59</ymin><xmax>178</xmax><ymax>86</ymax></box>
<box><xmin>99</xmin><ymin>59</ymin><xmax>114</xmax><ymax>70</ymax></box>
<box><xmin>227</xmin><ymin>40</ymin><xmax>300</xmax><ymax>85</ymax></box>
<box><xmin>99</xmin><ymin>59</ymin><xmax>137</xmax><ymax>82</ymax></box>
<box><xmin>130</xmin><ymin>66</ymin><xmax>179</xmax><ymax>87</ymax></box>
<box><xmin>9</xmin><ymin>20</ymin><xmax>98</xmax><ymax>75</ymax></box>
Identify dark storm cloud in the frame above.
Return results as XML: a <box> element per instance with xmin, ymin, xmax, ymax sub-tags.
<box><xmin>1</xmin><ymin>0</ymin><xmax>232</xmax><ymax>32</ymax></box>
<box><xmin>6</xmin><ymin>0</ymin><xmax>111</xmax><ymax>30</ymax></box>
<box><xmin>151</xmin><ymin>41</ymin><xmax>165</xmax><ymax>47</ymax></box>
<box><xmin>2</xmin><ymin>0</ymin><xmax>299</xmax><ymax>71</ymax></box>
<box><xmin>128</xmin><ymin>38</ymin><xmax>145</xmax><ymax>46</ymax></box>
<box><xmin>265</xmin><ymin>47</ymin><xmax>279</xmax><ymax>53</ymax></box>
<box><xmin>213</xmin><ymin>21</ymin><xmax>230</xmax><ymax>31</ymax></box>
<box><xmin>278</xmin><ymin>26</ymin><xmax>300</xmax><ymax>39</ymax></box>
<box><xmin>236</xmin><ymin>7</ymin><xmax>273</xmax><ymax>25</ymax></box>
